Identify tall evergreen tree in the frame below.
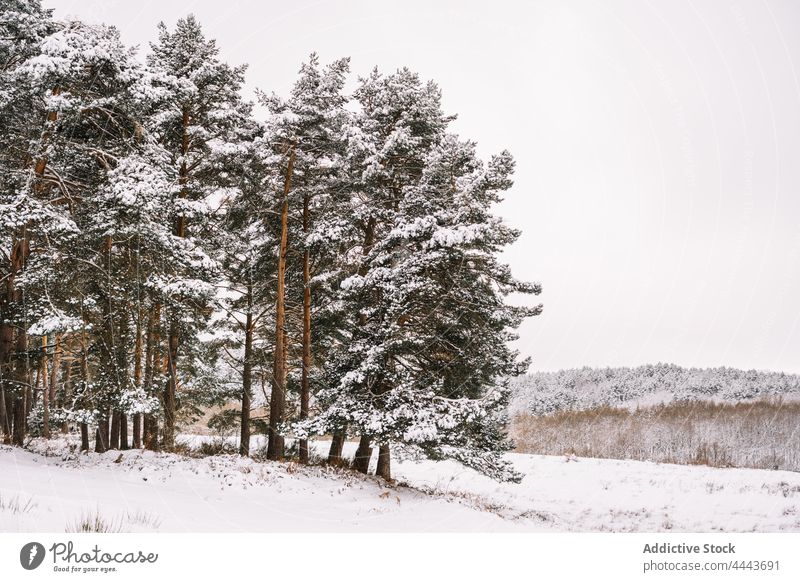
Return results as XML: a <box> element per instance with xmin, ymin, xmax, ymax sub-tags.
<box><xmin>300</xmin><ymin>70</ymin><xmax>540</xmax><ymax>481</ymax></box>
<box><xmin>310</xmin><ymin>68</ymin><xmax>452</xmax><ymax>472</ymax></box>
<box><xmin>258</xmin><ymin>54</ymin><xmax>350</xmax><ymax>461</ymax></box>
<box><xmin>145</xmin><ymin>15</ymin><xmax>251</xmax><ymax>449</ymax></box>
<box><xmin>0</xmin><ymin>0</ymin><xmax>58</xmax><ymax>445</ymax></box>
<box><xmin>1</xmin><ymin>14</ymin><xmax>157</xmax><ymax>448</ymax></box>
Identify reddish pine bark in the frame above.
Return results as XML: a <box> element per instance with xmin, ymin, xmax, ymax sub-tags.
<box><xmin>267</xmin><ymin>146</ymin><xmax>295</xmax><ymax>461</ymax></box>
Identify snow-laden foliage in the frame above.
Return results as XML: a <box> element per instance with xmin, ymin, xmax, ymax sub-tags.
<box><xmin>294</xmin><ymin>72</ymin><xmax>541</xmax><ymax>481</ymax></box>
<box><xmin>510</xmin><ymin>363</ymin><xmax>800</xmax><ymax>416</ymax></box>
<box><xmin>0</xmin><ymin>7</ymin><xmax>539</xmax><ymax>480</ymax></box>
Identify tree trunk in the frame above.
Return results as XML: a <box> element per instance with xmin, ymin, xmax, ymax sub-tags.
<box><xmin>267</xmin><ymin>146</ymin><xmax>295</xmax><ymax>461</ymax></box>
<box><xmin>162</xmin><ymin>108</ymin><xmax>191</xmax><ymax>452</ymax></box>
<box><xmin>0</xmin><ymin>266</ymin><xmax>12</xmax><ymax>443</ymax></box>
<box><xmin>299</xmin><ymin>192</ymin><xmax>312</xmax><ymax>464</ymax></box>
<box><xmin>346</xmin><ymin>220</ymin><xmax>378</xmax><ymax>473</ymax></box>
<box><xmin>12</xmin><ymin>395</ymin><xmax>25</xmax><ymax>446</ymax></box>
<box><xmin>143</xmin><ymin>303</ymin><xmax>160</xmax><ymax>451</ymax></box>
<box><xmin>24</xmin><ymin>380</ymin><xmax>33</xmax><ymax>427</ymax></box>
<box><xmin>328</xmin><ymin>430</ymin><xmax>346</xmax><ymax>465</ymax></box>
<box><xmin>120</xmin><ymin>413</ymin><xmax>129</xmax><ymax>450</ymax></box>
<box><xmin>95</xmin><ymin>416</ymin><xmax>109</xmax><ymax>453</ymax></box>
<box><xmin>60</xmin><ymin>361</ymin><xmax>71</xmax><ymax>434</ymax></box>
<box><xmin>11</xmin><ymin>295</ymin><xmax>28</xmax><ymax>446</ymax></box>
<box><xmin>132</xmin><ymin>413</ymin><xmax>141</xmax><ymax>449</ymax></box>
<box><xmin>376</xmin><ymin>444</ymin><xmax>391</xmax><ymax>480</ymax></box>
<box><xmin>41</xmin><ymin>354</ymin><xmax>50</xmax><ymax>439</ymax></box>
<box><xmin>79</xmin><ymin>324</ymin><xmax>91</xmax><ymax>449</ymax></box>
<box><xmin>41</xmin><ymin>340</ymin><xmax>50</xmax><ymax>438</ymax></box>
<box><xmin>0</xmin><ymin>386</ymin><xmax>8</xmax><ymax>444</ymax></box>
<box><xmin>163</xmin><ymin>326</ymin><xmax>178</xmax><ymax>450</ymax></box>
<box><xmin>80</xmin><ymin>422</ymin><xmax>89</xmax><ymax>452</ymax></box>
<box><xmin>353</xmin><ymin>435</ymin><xmax>373</xmax><ymax>474</ymax></box>
<box><xmin>49</xmin><ymin>334</ymin><xmax>60</xmax><ymax>404</ymax></box>
<box><xmin>132</xmin><ymin>311</ymin><xmax>143</xmax><ymax>449</ymax></box>
<box><xmin>110</xmin><ymin>410</ymin><xmax>121</xmax><ymax>450</ymax></box>
<box><xmin>240</xmin><ymin>286</ymin><xmax>253</xmax><ymax>457</ymax></box>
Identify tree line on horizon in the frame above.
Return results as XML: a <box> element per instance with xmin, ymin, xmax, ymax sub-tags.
<box><xmin>510</xmin><ymin>363</ymin><xmax>800</xmax><ymax>416</ymax></box>
<box><xmin>0</xmin><ymin>1</ymin><xmax>540</xmax><ymax>481</ymax></box>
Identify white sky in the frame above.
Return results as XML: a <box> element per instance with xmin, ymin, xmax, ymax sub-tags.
<box><xmin>45</xmin><ymin>0</ymin><xmax>800</xmax><ymax>373</ymax></box>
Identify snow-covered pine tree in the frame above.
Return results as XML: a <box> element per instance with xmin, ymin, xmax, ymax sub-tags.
<box><xmin>15</xmin><ymin>19</ymin><xmax>169</xmax><ymax>451</ymax></box>
<box><xmin>257</xmin><ymin>54</ymin><xmax>350</xmax><ymax>461</ymax></box>
<box><xmin>361</xmin><ymin>136</ymin><xmax>541</xmax><ymax>480</ymax></box>
<box><xmin>1</xmin><ymin>10</ymin><xmax>163</xmax><ymax>448</ymax></box>
<box><xmin>213</xmin><ymin>131</ymin><xmax>277</xmax><ymax>457</ymax></box>
<box><xmin>0</xmin><ymin>0</ymin><xmax>59</xmax><ymax>445</ymax></box>
<box><xmin>145</xmin><ymin>15</ymin><xmax>252</xmax><ymax>449</ymax></box>
<box><xmin>302</xmin><ymin>70</ymin><xmax>540</xmax><ymax>481</ymax></box>
<box><xmin>304</xmin><ymin>68</ymin><xmax>453</xmax><ymax>473</ymax></box>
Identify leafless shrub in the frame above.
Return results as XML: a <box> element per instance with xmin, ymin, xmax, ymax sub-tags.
<box><xmin>67</xmin><ymin>510</ymin><xmax>124</xmax><ymax>533</ymax></box>
<box><xmin>0</xmin><ymin>494</ymin><xmax>36</xmax><ymax>515</ymax></box>
<box><xmin>511</xmin><ymin>397</ymin><xmax>800</xmax><ymax>471</ymax></box>
<box><xmin>66</xmin><ymin>508</ymin><xmax>162</xmax><ymax>533</ymax></box>
<box><xmin>123</xmin><ymin>509</ymin><xmax>162</xmax><ymax>529</ymax></box>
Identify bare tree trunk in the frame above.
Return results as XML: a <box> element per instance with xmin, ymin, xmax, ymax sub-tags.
<box><xmin>24</xmin><ymin>379</ymin><xmax>33</xmax><ymax>431</ymax></box>
<box><xmin>119</xmin><ymin>413</ymin><xmax>128</xmax><ymax>450</ymax></box>
<box><xmin>299</xmin><ymin>192</ymin><xmax>312</xmax><ymax>464</ymax></box>
<box><xmin>60</xmin><ymin>361</ymin><xmax>71</xmax><ymax>434</ymax></box>
<box><xmin>0</xmin><ymin>386</ymin><xmax>8</xmax><ymax>444</ymax></box>
<box><xmin>80</xmin><ymin>422</ymin><xmax>89</xmax><ymax>452</ymax></box>
<box><xmin>109</xmin><ymin>410</ymin><xmax>120</xmax><ymax>450</ymax></box>
<box><xmin>132</xmin><ymin>311</ymin><xmax>143</xmax><ymax>449</ymax></box>
<box><xmin>11</xmin><ymin>299</ymin><xmax>28</xmax><ymax>446</ymax></box>
<box><xmin>142</xmin><ymin>415</ymin><xmax>152</xmax><ymax>449</ymax></box>
<box><xmin>132</xmin><ymin>414</ymin><xmax>141</xmax><ymax>449</ymax></box>
<box><xmin>163</xmin><ymin>326</ymin><xmax>178</xmax><ymax>450</ymax></box>
<box><xmin>48</xmin><ymin>334</ymin><xmax>60</xmax><ymax>404</ymax></box>
<box><xmin>376</xmin><ymin>444</ymin><xmax>391</xmax><ymax>480</ymax></box>
<box><xmin>12</xmin><ymin>395</ymin><xmax>25</xmax><ymax>446</ymax></box>
<box><xmin>0</xmin><ymin>266</ymin><xmax>12</xmax><ymax>443</ymax></box>
<box><xmin>353</xmin><ymin>435</ymin><xmax>373</xmax><ymax>474</ymax></box>
<box><xmin>95</xmin><ymin>415</ymin><xmax>109</xmax><ymax>453</ymax></box>
<box><xmin>328</xmin><ymin>430</ymin><xmax>346</xmax><ymax>465</ymax></box>
<box><xmin>143</xmin><ymin>303</ymin><xmax>160</xmax><ymax>451</ymax></box>
<box><xmin>43</xmin><ymin>334</ymin><xmax>60</xmax><ymax>439</ymax></box>
<box><xmin>240</xmin><ymin>285</ymin><xmax>254</xmax><ymax>457</ymax></box>
<box><xmin>79</xmin><ymin>325</ymin><xmax>91</xmax><ymax>451</ymax></box>
<box><xmin>163</xmin><ymin>108</ymin><xmax>191</xmax><ymax>452</ymax></box>
<box><xmin>267</xmin><ymin>146</ymin><xmax>295</xmax><ymax>461</ymax></box>
<box><xmin>39</xmin><ymin>335</ymin><xmax>51</xmax><ymax>438</ymax></box>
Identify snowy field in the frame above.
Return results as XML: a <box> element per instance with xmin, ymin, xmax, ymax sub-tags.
<box><xmin>1</xmin><ymin>438</ymin><xmax>799</xmax><ymax>533</ymax></box>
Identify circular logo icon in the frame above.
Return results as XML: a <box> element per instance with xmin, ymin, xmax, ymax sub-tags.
<box><xmin>20</xmin><ymin>542</ymin><xmax>46</xmax><ymax>570</ymax></box>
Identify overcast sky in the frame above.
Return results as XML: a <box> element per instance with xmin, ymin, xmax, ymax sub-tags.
<box><xmin>46</xmin><ymin>0</ymin><xmax>800</xmax><ymax>373</ymax></box>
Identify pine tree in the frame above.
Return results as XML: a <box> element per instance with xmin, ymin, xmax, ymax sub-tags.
<box><xmin>145</xmin><ymin>15</ymin><xmax>251</xmax><ymax>449</ymax></box>
<box><xmin>1</xmin><ymin>14</ymin><xmax>156</xmax><ymax>448</ymax></box>
<box><xmin>0</xmin><ymin>0</ymin><xmax>58</xmax><ymax>445</ymax></box>
<box><xmin>307</xmin><ymin>68</ymin><xmax>452</xmax><ymax>473</ymax></box>
<box><xmin>360</xmin><ymin>136</ymin><xmax>541</xmax><ymax>480</ymax></box>
<box><xmin>301</xmin><ymin>70</ymin><xmax>540</xmax><ymax>481</ymax></box>
<box><xmin>1</xmin><ymin>8</ymin><xmax>542</xmax><ymax>485</ymax></box>
<box><xmin>258</xmin><ymin>54</ymin><xmax>350</xmax><ymax>461</ymax></box>
<box><xmin>215</xmin><ymin>133</ymin><xmax>277</xmax><ymax>457</ymax></box>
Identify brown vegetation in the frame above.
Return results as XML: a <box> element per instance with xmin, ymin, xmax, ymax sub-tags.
<box><xmin>511</xmin><ymin>397</ymin><xmax>800</xmax><ymax>471</ymax></box>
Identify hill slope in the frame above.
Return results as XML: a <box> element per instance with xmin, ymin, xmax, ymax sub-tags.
<box><xmin>1</xmin><ymin>439</ymin><xmax>799</xmax><ymax>532</ymax></box>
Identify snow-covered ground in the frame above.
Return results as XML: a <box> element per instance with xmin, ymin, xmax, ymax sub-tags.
<box><xmin>1</xmin><ymin>438</ymin><xmax>799</xmax><ymax>533</ymax></box>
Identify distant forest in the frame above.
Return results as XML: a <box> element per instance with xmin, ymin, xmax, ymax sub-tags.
<box><xmin>511</xmin><ymin>363</ymin><xmax>800</xmax><ymax>416</ymax></box>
